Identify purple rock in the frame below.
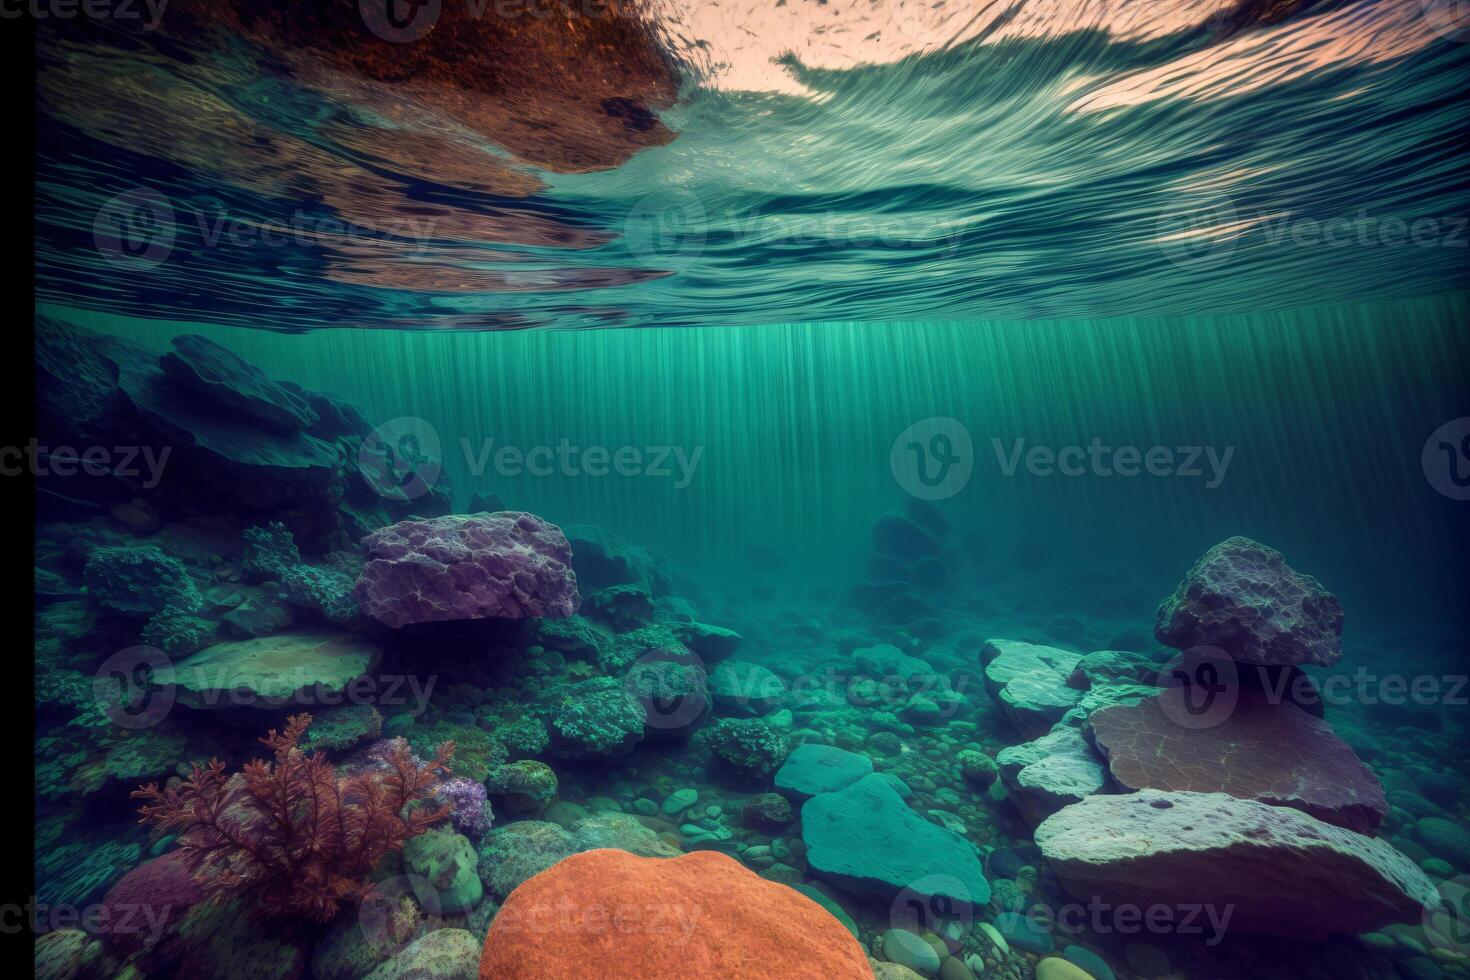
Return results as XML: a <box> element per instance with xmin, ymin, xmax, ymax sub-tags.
<box><xmin>1155</xmin><ymin>536</ymin><xmax>1343</xmax><ymax>667</ymax></box>
<box><xmin>354</xmin><ymin>512</ymin><xmax>580</xmax><ymax>628</ymax></box>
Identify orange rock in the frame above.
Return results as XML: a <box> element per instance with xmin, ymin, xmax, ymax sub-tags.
<box><xmin>479</xmin><ymin>848</ymin><xmax>875</xmax><ymax>980</ymax></box>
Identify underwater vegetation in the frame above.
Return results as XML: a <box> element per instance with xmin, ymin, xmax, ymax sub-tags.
<box><xmin>29</xmin><ymin>314</ymin><xmax>1470</xmax><ymax>980</ymax></box>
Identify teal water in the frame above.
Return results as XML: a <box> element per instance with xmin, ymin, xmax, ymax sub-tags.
<box><xmin>29</xmin><ymin>3</ymin><xmax>1470</xmax><ymax>980</ymax></box>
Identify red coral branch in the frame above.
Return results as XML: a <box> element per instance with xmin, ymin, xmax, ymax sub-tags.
<box><xmin>131</xmin><ymin>712</ymin><xmax>453</xmax><ymax>922</ymax></box>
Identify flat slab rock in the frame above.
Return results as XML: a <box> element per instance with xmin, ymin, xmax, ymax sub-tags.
<box><xmin>152</xmin><ymin>630</ymin><xmax>381</xmax><ymax>708</ymax></box>
<box><xmin>775</xmin><ymin>744</ymin><xmax>874</xmax><ymax>802</ymax></box>
<box><xmin>1154</xmin><ymin>536</ymin><xmax>1343</xmax><ymax>667</ymax></box>
<box><xmin>997</xmin><ymin>726</ymin><xmax>1107</xmax><ymax>824</ymax></box>
<box><xmin>354</xmin><ymin>512</ymin><xmax>579</xmax><ymax>628</ymax></box>
<box><xmin>160</xmin><ymin>335</ymin><xmax>318</xmax><ymax>433</ymax></box>
<box><xmin>1035</xmin><ymin>790</ymin><xmax>1437</xmax><ymax>939</ymax></box>
<box><xmin>981</xmin><ymin>640</ymin><xmax>1083</xmax><ymax>739</ymax></box>
<box><xmin>1087</xmin><ymin>687</ymin><xmax>1387</xmax><ymax>834</ymax></box>
<box><xmin>802</xmin><ymin>772</ymin><xmax>990</xmax><ymax>908</ymax></box>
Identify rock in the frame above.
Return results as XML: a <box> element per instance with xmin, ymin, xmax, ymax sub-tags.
<box><xmin>708</xmin><ymin>660</ymin><xmax>786</xmax><ymax>715</ymax></box>
<box><xmin>354</xmin><ymin>512</ymin><xmax>579</xmax><ymax>628</ymax></box>
<box><xmin>1035</xmin><ymin>790</ymin><xmax>1438</xmax><ymax>938</ymax></box>
<box><xmin>775</xmin><ymin>744</ymin><xmax>875</xmax><ymax>803</ymax></box>
<box><xmin>872</xmin><ymin>964</ymin><xmax>926</xmax><ymax>980</ymax></box>
<box><xmin>996</xmin><ymin>727</ymin><xmax>1107</xmax><ymax>823</ymax></box>
<box><xmin>854</xmin><ymin>644</ymin><xmax>935</xmax><ymax>684</ymax></box>
<box><xmin>671</xmin><ymin>621</ymin><xmax>744</xmax><ymax>662</ymax></box>
<box><xmin>363</xmin><ymin>929</ymin><xmax>479</xmax><ymax>980</ymax></box>
<box><xmin>1414</xmin><ymin>817</ymin><xmax>1470</xmax><ymax>867</ymax></box>
<box><xmin>1123</xmin><ymin>943</ymin><xmax>1170</xmax><ymax>977</ymax></box>
<box><xmin>1087</xmin><ymin>687</ymin><xmax>1387</xmax><ymax>834</ymax></box>
<box><xmin>662</xmin><ymin>788</ymin><xmax>698</xmax><ymax>815</ymax></box>
<box><xmin>802</xmin><ymin>773</ymin><xmax>989</xmax><ymax>907</ymax></box>
<box><xmin>570</xmin><ymin>812</ymin><xmax>682</xmax><ymax>857</ymax></box>
<box><xmin>546</xmin><ymin>677</ymin><xmax>646</xmax><ymax>759</ymax></box>
<box><xmin>585</xmin><ymin>583</ymin><xmax>656</xmax><ymax>630</ymax></box>
<box><xmin>1415</xmin><ymin>773</ymin><xmax>1462</xmax><ymax>808</ymax></box>
<box><xmin>160</xmin><ymin>335</ymin><xmax>317</xmax><ymax>433</ymax></box>
<box><xmin>1036</xmin><ymin>958</ymin><xmax>1094</xmax><ymax>980</ymax></box>
<box><xmin>33</xmin><ymin>928</ymin><xmax>85</xmax><ymax>980</ymax></box>
<box><xmin>956</xmin><ymin>750</ymin><xmax>998</xmax><ymax>789</ymax></box>
<box><xmin>563</xmin><ymin>524</ymin><xmax>670</xmax><ymax>595</ymax></box>
<box><xmin>993</xmin><ymin>911</ymin><xmax>1054</xmax><ymax>954</ymax></box>
<box><xmin>167</xmin><ymin>895</ymin><xmax>311</xmax><ymax>980</ymax></box>
<box><xmin>883</xmin><ymin>929</ymin><xmax>941</xmax><ymax>975</ymax></box>
<box><xmin>220</xmin><ymin>588</ymin><xmax>296</xmax><ymax>637</ymax></box>
<box><xmin>301</xmin><ymin>704</ymin><xmax>383</xmax><ymax>752</ymax></box>
<box><xmin>151</xmin><ymin>630</ymin><xmax>380</xmax><ymax>709</ymax></box>
<box><xmin>402</xmin><ymin>828</ymin><xmax>482</xmax><ymax>914</ymax></box>
<box><xmin>478</xmin><ymin>849</ymin><xmax>872</xmax><ymax>978</ymax></box>
<box><xmin>1062</xmin><ymin>945</ymin><xmax>1116</xmax><ymax>980</ymax></box>
<box><xmin>485</xmin><ymin>761</ymin><xmax>558</xmax><ymax>817</ymax></box>
<box><xmin>1154</xmin><ymin>536</ymin><xmax>1343</xmax><ymax>667</ymax></box>
<box><xmin>625</xmin><ymin>658</ymin><xmax>711</xmax><ymax>738</ymax></box>
<box><xmin>703</xmin><ymin>717</ymin><xmax>791</xmax><ymax>779</ymax></box>
<box><xmin>83</xmin><ymin>546</ymin><xmax>202</xmax><ymax>616</ymax></box>
<box><xmin>741</xmin><ymin>793</ymin><xmax>794</xmax><ymax>830</ymax></box>
<box><xmin>981</xmin><ymin>640</ymin><xmax>1083</xmax><ymax>739</ymax></box>
<box><xmin>475</xmin><ymin>821</ymin><xmax>579</xmax><ymax>900</ymax></box>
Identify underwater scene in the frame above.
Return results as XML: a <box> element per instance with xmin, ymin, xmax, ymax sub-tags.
<box><xmin>25</xmin><ymin>2</ymin><xmax>1470</xmax><ymax>980</ymax></box>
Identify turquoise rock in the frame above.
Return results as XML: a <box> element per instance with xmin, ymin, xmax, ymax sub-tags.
<box><xmin>1064</xmin><ymin>944</ymin><xmax>1117</xmax><ymax>980</ymax></box>
<box><xmin>403</xmin><ymin>828</ymin><xmax>482</xmax><ymax>914</ymax></box>
<box><xmin>802</xmin><ymin>772</ymin><xmax>989</xmax><ymax>907</ymax></box>
<box><xmin>993</xmin><ymin>911</ymin><xmax>1054</xmax><ymax>954</ymax></box>
<box><xmin>1415</xmin><ymin>817</ymin><xmax>1470</xmax><ymax>867</ymax></box>
<box><xmin>774</xmin><ymin>743</ymin><xmax>874</xmax><ymax>802</ymax></box>
<box><xmin>882</xmin><ymin>928</ymin><xmax>941</xmax><ymax>974</ymax></box>
<box><xmin>663</xmin><ymin>788</ymin><xmax>698</xmax><ymax>815</ymax></box>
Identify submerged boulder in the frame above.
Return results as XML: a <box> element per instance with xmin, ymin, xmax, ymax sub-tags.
<box><xmin>151</xmin><ymin>630</ymin><xmax>381</xmax><ymax>709</ymax></box>
<box><xmin>802</xmin><ymin>773</ymin><xmax>989</xmax><ymax>908</ymax></box>
<box><xmin>160</xmin><ymin>334</ymin><xmax>318</xmax><ymax>433</ymax></box>
<box><xmin>775</xmin><ymin>744</ymin><xmax>874</xmax><ymax>803</ymax></box>
<box><xmin>563</xmin><ymin>524</ymin><xmax>670</xmax><ymax>595</ymax></box>
<box><xmin>478</xmin><ymin>849</ymin><xmax>873</xmax><ymax>979</ymax></box>
<box><xmin>545</xmin><ymin>677</ymin><xmax>647</xmax><ymax>759</ymax></box>
<box><xmin>1087</xmin><ymin>687</ymin><xmax>1387</xmax><ymax>834</ymax></box>
<box><xmin>1154</xmin><ymin>536</ymin><xmax>1343</xmax><ymax>667</ymax></box>
<box><xmin>1035</xmin><ymin>790</ymin><xmax>1437</xmax><ymax>939</ymax></box>
<box><xmin>981</xmin><ymin>640</ymin><xmax>1083</xmax><ymax>739</ymax></box>
<box><xmin>997</xmin><ymin>727</ymin><xmax>1108</xmax><ymax>823</ymax></box>
<box><xmin>354</xmin><ymin>512</ymin><xmax>579</xmax><ymax>628</ymax></box>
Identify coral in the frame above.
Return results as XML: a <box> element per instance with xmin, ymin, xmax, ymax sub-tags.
<box><xmin>485</xmin><ymin>760</ymin><xmax>558</xmax><ymax>816</ymax></box>
<box><xmin>584</xmin><ymin>583</ymin><xmax>655</xmax><ymax>631</ymax></box>
<box><xmin>141</xmin><ymin>602</ymin><xmax>212</xmax><ymax>655</ymax></box>
<box><xmin>432</xmin><ymin>777</ymin><xmax>494</xmax><ymax>840</ymax></box>
<box><xmin>241</xmin><ymin>522</ymin><xmax>303</xmax><ymax>582</ymax></box>
<box><xmin>97</xmin><ymin>850</ymin><xmax>206</xmax><ymax>954</ymax></box>
<box><xmin>478</xmin><ymin>849</ymin><xmax>872</xmax><ymax>979</ymax></box>
<box><xmin>278</xmin><ymin>564</ymin><xmax>364</xmax><ymax>629</ymax></box>
<box><xmin>83</xmin><ymin>546</ymin><xmax>202</xmax><ymax>617</ymax></box>
<box><xmin>957</xmin><ymin>749</ymin><xmax>999</xmax><ymax>789</ymax></box>
<box><xmin>545</xmin><ymin>677</ymin><xmax>647</xmax><ymax>759</ymax></box>
<box><xmin>702</xmin><ymin>717</ymin><xmax>791</xmax><ymax>779</ymax></box>
<box><xmin>132</xmin><ymin>713</ymin><xmax>453</xmax><ymax>921</ymax></box>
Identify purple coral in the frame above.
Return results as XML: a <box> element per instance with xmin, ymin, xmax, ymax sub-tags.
<box><xmin>433</xmin><ymin>777</ymin><xmax>494</xmax><ymax>840</ymax></box>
